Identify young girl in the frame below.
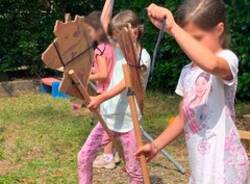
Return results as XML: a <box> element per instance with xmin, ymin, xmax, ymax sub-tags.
<box><xmin>136</xmin><ymin>1</ymin><xmax>249</xmax><ymax>184</ymax></box>
<box><xmin>72</xmin><ymin>11</ymin><xmax>114</xmax><ymax>112</ymax></box>
<box><xmin>72</xmin><ymin>9</ymin><xmax>117</xmax><ymax>168</ymax></box>
<box><xmin>82</xmin><ymin>11</ymin><xmax>118</xmax><ymax>170</ymax></box>
<box><xmin>77</xmin><ymin>0</ymin><xmax>151</xmax><ymax>183</ymax></box>
<box><xmin>85</xmin><ymin>11</ymin><xmax>114</xmax><ymax>94</ymax></box>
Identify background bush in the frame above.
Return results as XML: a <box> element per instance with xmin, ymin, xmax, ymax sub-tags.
<box><xmin>0</xmin><ymin>0</ymin><xmax>249</xmax><ymax>99</ymax></box>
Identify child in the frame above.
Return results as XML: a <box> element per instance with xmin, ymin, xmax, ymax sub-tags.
<box><xmin>84</xmin><ymin>11</ymin><xmax>119</xmax><ymax>170</ymax></box>
<box><xmin>71</xmin><ymin>11</ymin><xmax>114</xmax><ymax>112</ymax></box>
<box><xmin>77</xmin><ymin>0</ymin><xmax>151</xmax><ymax>183</ymax></box>
<box><xmin>85</xmin><ymin>11</ymin><xmax>114</xmax><ymax>94</ymax></box>
<box><xmin>136</xmin><ymin>1</ymin><xmax>249</xmax><ymax>184</ymax></box>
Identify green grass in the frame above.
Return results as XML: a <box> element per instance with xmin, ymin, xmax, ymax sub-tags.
<box><xmin>0</xmin><ymin>92</ymin><xmax>249</xmax><ymax>183</ymax></box>
<box><xmin>0</xmin><ymin>93</ymin><xmax>93</xmax><ymax>183</ymax></box>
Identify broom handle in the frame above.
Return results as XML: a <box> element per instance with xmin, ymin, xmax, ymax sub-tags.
<box><xmin>122</xmin><ymin>65</ymin><xmax>151</xmax><ymax>184</ymax></box>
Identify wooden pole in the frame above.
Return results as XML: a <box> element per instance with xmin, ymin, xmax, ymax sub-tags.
<box><xmin>122</xmin><ymin>65</ymin><xmax>151</xmax><ymax>184</ymax></box>
<box><xmin>64</xmin><ymin>13</ymin><xmax>71</xmax><ymax>23</ymax></box>
<box><xmin>68</xmin><ymin>70</ymin><xmax>124</xmax><ymax>160</ymax></box>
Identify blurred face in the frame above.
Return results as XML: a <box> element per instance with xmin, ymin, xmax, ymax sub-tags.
<box><xmin>111</xmin><ymin>26</ymin><xmax>140</xmax><ymax>47</ymax></box>
<box><xmin>130</xmin><ymin>27</ymin><xmax>140</xmax><ymax>43</ymax></box>
<box><xmin>86</xmin><ymin>24</ymin><xmax>102</xmax><ymax>42</ymax></box>
<box><xmin>183</xmin><ymin>22</ymin><xmax>224</xmax><ymax>52</ymax></box>
<box><xmin>195</xmin><ymin>76</ymin><xmax>208</xmax><ymax>98</ymax></box>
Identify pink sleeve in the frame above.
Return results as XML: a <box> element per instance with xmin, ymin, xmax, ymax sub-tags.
<box><xmin>95</xmin><ymin>43</ymin><xmax>105</xmax><ymax>57</ymax></box>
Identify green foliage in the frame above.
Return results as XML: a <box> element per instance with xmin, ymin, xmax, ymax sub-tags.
<box><xmin>0</xmin><ymin>0</ymin><xmax>249</xmax><ymax>99</ymax></box>
<box><xmin>227</xmin><ymin>0</ymin><xmax>250</xmax><ymax>99</ymax></box>
<box><xmin>0</xmin><ymin>0</ymin><xmax>102</xmax><ymax>75</ymax></box>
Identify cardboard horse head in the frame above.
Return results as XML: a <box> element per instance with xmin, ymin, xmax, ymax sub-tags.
<box><xmin>117</xmin><ymin>26</ymin><xmax>144</xmax><ymax>110</ymax></box>
<box><xmin>42</xmin><ymin>14</ymin><xmax>95</xmax><ymax>100</ymax></box>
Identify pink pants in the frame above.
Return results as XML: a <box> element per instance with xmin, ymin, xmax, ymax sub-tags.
<box><xmin>77</xmin><ymin>123</ymin><xmax>143</xmax><ymax>184</ymax></box>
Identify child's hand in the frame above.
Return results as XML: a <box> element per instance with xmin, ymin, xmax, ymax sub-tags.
<box><xmin>147</xmin><ymin>3</ymin><xmax>176</xmax><ymax>34</ymax></box>
<box><xmin>87</xmin><ymin>96</ymin><xmax>103</xmax><ymax>111</ymax></box>
<box><xmin>135</xmin><ymin>143</ymin><xmax>159</xmax><ymax>162</ymax></box>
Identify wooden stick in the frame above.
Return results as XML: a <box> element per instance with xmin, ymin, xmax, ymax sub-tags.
<box><xmin>64</xmin><ymin>13</ymin><xmax>71</xmax><ymax>23</ymax></box>
<box><xmin>239</xmin><ymin>130</ymin><xmax>250</xmax><ymax>155</ymax></box>
<box><xmin>122</xmin><ymin>64</ymin><xmax>151</xmax><ymax>184</ymax></box>
<box><xmin>68</xmin><ymin>70</ymin><xmax>124</xmax><ymax>160</ymax></box>
<box><xmin>239</xmin><ymin>130</ymin><xmax>250</xmax><ymax>140</ymax></box>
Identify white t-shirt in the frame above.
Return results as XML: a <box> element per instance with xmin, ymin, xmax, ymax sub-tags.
<box><xmin>175</xmin><ymin>50</ymin><xmax>249</xmax><ymax>184</ymax></box>
<box><xmin>100</xmin><ymin>48</ymin><xmax>151</xmax><ymax>133</ymax></box>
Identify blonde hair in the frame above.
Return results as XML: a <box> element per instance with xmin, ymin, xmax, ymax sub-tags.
<box><xmin>176</xmin><ymin>0</ymin><xmax>229</xmax><ymax>48</ymax></box>
<box><xmin>108</xmin><ymin>10</ymin><xmax>144</xmax><ymax>41</ymax></box>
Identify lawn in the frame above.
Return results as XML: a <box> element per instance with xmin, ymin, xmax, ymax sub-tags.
<box><xmin>0</xmin><ymin>92</ymin><xmax>249</xmax><ymax>184</ymax></box>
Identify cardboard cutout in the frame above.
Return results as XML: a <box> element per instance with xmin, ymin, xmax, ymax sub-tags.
<box><xmin>42</xmin><ymin>14</ymin><xmax>94</xmax><ymax>100</ymax></box>
<box><xmin>117</xmin><ymin>27</ymin><xmax>144</xmax><ymax>110</ymax></box>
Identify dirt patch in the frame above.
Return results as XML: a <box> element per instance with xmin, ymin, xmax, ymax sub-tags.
<box><xmin>0</xmin><ymin>124</ymin><xmax>22</xmax><ymax>175</ymax></box>
<box><xmin>92</xmin><ymin>139</ymin><xmax>189</xmax><ymax>184</ymax></box>
<box><xmin>23</xmin><ymin>146</ymin><xmax>44</xmax><ymax>161</ymax></box>
<box><xmin>3</xmin><ymin>123</ymin><xmax>20</xmax><ymax>154</ymax></box>
<box><xmin>92</xmin><ymin>154</ymin><xmax>189</xmax><ymax>184</ymax></box>
<box><xmin>0</xmin><ymin>160</ymin><xmax>21</xmax><ymax>176</ymax></box>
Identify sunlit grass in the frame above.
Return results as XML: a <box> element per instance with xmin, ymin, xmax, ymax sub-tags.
<box><xmin>0</xmin><ymin>92</ymin><xmax>249</xmax><ymax>183</ymax></box>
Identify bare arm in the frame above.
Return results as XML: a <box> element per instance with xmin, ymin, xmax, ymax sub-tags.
<box><xmin>135</xmin><ymin>100</ymin><xmax>185</xmax><ymax>161</ymax></box>
<box><xmin>101</xmin><ymin>0</ymin><xmax>115</xmax><ymax>33</ymax></box>
<box><xmin>89</xmin><ymin>56</ymin><xmax>108</xmax><ymax>81</ymax></box>
<box><xmin>171</xmin><ymin>25</ymin><xmax>232</xmax><ymax>80</ymax></box>
<box><xmin>147</xmin><ymin>4</ymin><xmax>233</xmax><ymax>81</ymax></box>
<box><xmin>87</xmin><ymin>80</ymin><xmax>126</xmax><ymax>110</ymax></box>
<box><xmin>99</xmin><ymin>80</ymin><xmax>125</xmax><ymax>102</ymax></box>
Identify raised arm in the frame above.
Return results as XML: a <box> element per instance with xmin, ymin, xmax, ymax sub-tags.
<box><xmin>87</xmin><ymin>80</ymin><xmax>126</xmax><ymax>110</ymax></box>
<box><xmin>147</xmin><ymin>4</ymin><xmax>233</xmax><ymax>81</ymax></box>
<box><xmin>170</xmin><ymin>25</ymin><xmax>232</xmax><ymax>81</ymax></box>
<box><xmin>101</xmin><ymin>0</ymin><xmax>115</xmax><ymax>33</ymax></box>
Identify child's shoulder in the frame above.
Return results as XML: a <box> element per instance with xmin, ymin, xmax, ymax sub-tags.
<box><xmin>141</xmin><ymin>48</ymin><xmax>151</xmax><ymax>61</ymax></box>
<box><xmin>177</xmin><ymin>63</ymin><xmax>193</xmax><ymax>81</ymax></box>
<box><xmin>181</xmin><ymin>63</ymin><xmax>192</xmax><ymax>72</ymax></box>
<box><xmin>217</xmin><ymin>49</ymin><xmax>239</xmax><ymax>63</ymax></box>
<box><xmin>95</xmin><ymin>42</ymin><xmax>113</xmax><ymax>56</ymax></box>
<box><xmin>141</xmin><ymin>48</ymin><xmax>151</xmax><ymax>68</ymax></box>
<box><xmin>97</xmin><ymin>42</ymin><xmax>112</xmax><ymax>50</ymax></box>
<box><xmin>217</xmin><ymin>49</ymin><xmax>239</xmax><ymax>72</ymax></box>
<box><xmin>217</xmin><ymin>49</ymin><xmax>238</xmax><ymax>57</ymax></box>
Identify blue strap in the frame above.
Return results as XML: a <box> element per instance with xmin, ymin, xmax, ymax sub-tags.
<box><xmin>149</xmin><ymin>19</ymin><xmax>166</xmax><ymax>81</ymax></box>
